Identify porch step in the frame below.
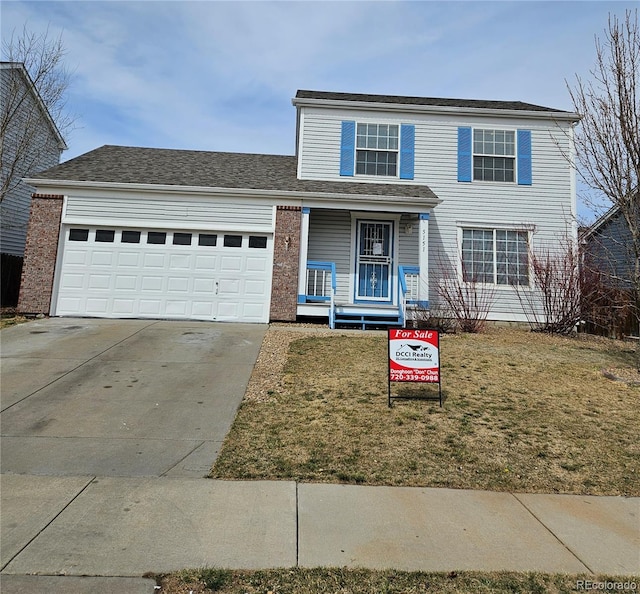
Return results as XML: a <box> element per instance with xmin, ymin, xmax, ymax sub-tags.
<box><xmin>333</xmin><ymin>309</ymin><xmax>402</xmax><ymax>330</ymax></box>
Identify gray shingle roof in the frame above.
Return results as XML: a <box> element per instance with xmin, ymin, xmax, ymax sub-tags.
<box><xmin>32</xmin><ymin>145</ymin><xmax>439</xmax><ymax>200</ymax></box>
<box><xmin>295</xmin><ymin>89</ymin><xmax>567</xmax><ymax>113</ymax></box>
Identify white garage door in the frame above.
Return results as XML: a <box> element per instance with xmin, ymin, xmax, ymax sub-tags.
<box><xmin>54</xmin><ymin>226</ymin><xmax>273</xmax><ymax>323</ymax></box>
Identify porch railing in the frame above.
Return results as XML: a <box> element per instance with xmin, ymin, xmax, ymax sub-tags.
<box><xmin>304</xmin><ymin>261</ymin><xmax>337</xmax><ymax>328</ymax></box>
<box><xmin>399</xmin><ymin>265</ymin><xmax>420</xmax><ymax>326</ymax></box>
<box><xmin>303</xmin><ymin>262</ymin><xmax>418</xmax><ymax>329</ymax></box>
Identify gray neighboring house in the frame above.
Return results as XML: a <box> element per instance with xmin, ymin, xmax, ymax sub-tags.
<box><xmin>582</xmin><ymin>203</ymin><xmax>638</xmax><ymax>290</ymax></box>
<box><xmin>0</xmin><ymin>62</ymin><xmax>67</xmax><ymax>304</ymax></box>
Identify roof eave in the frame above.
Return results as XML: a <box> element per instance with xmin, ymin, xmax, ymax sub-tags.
<box><xmin>292</xmin><ymin>96</ymin><xmax>581</xmax><ymax>123</ymax></box>
<box><xmin>25</xmin><ymin>177</ymin><xmax>442</xmax><ymax>208</ymax></box>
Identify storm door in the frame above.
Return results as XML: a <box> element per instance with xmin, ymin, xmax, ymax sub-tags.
<box><xmin>355</xmin><ymin>220</ymin><xmax>393</xmax><ymax>301</ymax></box>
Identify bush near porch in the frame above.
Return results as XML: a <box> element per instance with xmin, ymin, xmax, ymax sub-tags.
<box><xmin>211</xmin><ymin>327</ymin><xmax>639</xmax><ymax>496</ymax></box>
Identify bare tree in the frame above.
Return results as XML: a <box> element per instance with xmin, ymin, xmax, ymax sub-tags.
<box><xmin>1</xmin><ymin>26</ymin><xmax>72</xmax><ymax>203</ymax></box>
<box><xmin>568</xmin><ymin>10</ymin><xmax>640</xmax><ymax>365</ymax></box>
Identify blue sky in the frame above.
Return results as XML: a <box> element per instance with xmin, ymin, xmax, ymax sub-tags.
<box><xmin>1</xmin><ymin>0</ymin><xmax>636</xmax><ymax>222</ymax></box>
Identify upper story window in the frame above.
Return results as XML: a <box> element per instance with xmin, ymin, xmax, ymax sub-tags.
<box><xmin>340</xmin><ymin>120</ymin><xmax>415</xmax><ymax>180</ymax></box>
<box><xmin>458</xmin><ymin>127</ymin><xmax>532</xmax><ymax>185</ymax></box>
<box><xmin>473</xmin><ymin>129</ymin><xmax>515</xmax><ymax>182</ymax></box>
<box><xmin>355</xmin><ymin>124</ymin><xmax>399</xmax><ymax>176</ymax></box>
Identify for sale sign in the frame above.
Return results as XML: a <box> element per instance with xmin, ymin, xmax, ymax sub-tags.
<box><xmin>389</xmin><ymin>329</ymin><xmax>440</xmax><ymax>382</ymax></box>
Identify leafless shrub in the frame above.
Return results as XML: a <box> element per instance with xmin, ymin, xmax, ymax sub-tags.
<box><xmin>410</xmin><ymin>304</ymin><xmax>457</xmax><ymax>333</ymax></box>
<box><xmin>516</xmin><ymin>240</ymin><xmax>584</xmax><ymax>334</ymax></box>
<box><xmin>436</xmin><ymin>267</ymin><xmax>496</xmax><ymax>334</ymax></box>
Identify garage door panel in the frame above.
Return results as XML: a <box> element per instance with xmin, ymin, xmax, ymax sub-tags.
<box><xmin>139</xmin><ymin>300</ymin><xmax>162</xmax><ymax>315</ymax></box>
<box><xmin>65</xmin><ymin>250</ymin><xmax>88</xmax><ymax>265</ymax></box>
<box><xmin>118</xmin><ymin>252</ymin><xmax>141</xmax><ymax>267</ymax></box>
<box><xmin>165</xmin><ymin>301</ymin><xmax>187</xmax><ymax>316</ymax></box>
<box><xmin>115</xmin><ymin>275</ymin><xmax>138</xmax><ymax>290</ymax></box>
<box><xmin>55</xmin><ymin>226</ymin><xmax>273</xmax><ymax>323</ymax></box>
<box><xmin>169</xmin><ymin>254</ymin><xmax>191</xmax><ymax>270</ymax></box>
<box><xmin>141</xmin><ymin>276</ymin><xmax>164</xmax><ymax>291</ymax></box>
<box><xmin>217</xmin><ymin>302</ymin><xmax>239</xmax><ymax>319</ymax></box>
<box><xmin>193</xmin><ymin>278</ymin><xmax>214</xmax><ymax>293</ymax></box>
<box><xmin>192</xmin><ymin>302</ymin><xmax>215</xmax><ymax>316</ymax></box>
<box><xmin>88</xmin><ymin>274</ymin><xmax>111</xmax><ymax>289</ymax></box>
<box><xmin>219</xmin><ymin>279</ymin><xmax>240</xmax><ymax>295</ymax></box>
<box><xmin>245</xmin><ymin>279</ymin><xmax>266</xmax><ymax>295</ymax></box>
<box><xmin>90</xmin><ymin>251</ymin><xmax>113</xmax><ymax>266</ymax></box>
<box><xmin>144</xmin><ymin>253</ymin><xmax>166</xmax><ymax>268</ymax></box>
<box><xmin>195</xmin><ymin>255</ymin><xmax>216</xmax><ymax>270</ymax></box>
<box><xmin>220</xmin><ymin>256</ymin><xmax>243</xmax><ymax>272</ymax></box>
<box><xmin>112</xmin><ymin>299</ymin><xmax>135</xmax><ymax>314</ymax></box>
<box><xmin>85</xmin><ymin>298</ymin><xmax>109</xmax><ymax>314</ymax></box>
<box><xmin>246</xmin><ymin>257</ymin><xmax>268</xmax><ymax>272</ymax></box>
<box><xmin>167</xmin><ymin>277</ymin><xmax>189</xmax><ymax>292</ymax></box>
<box><xmin>60</xmin><ymin>274</ymin><xmax>85</xmax><ymax>289</ymax></box>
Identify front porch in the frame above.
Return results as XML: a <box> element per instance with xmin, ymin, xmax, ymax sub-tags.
<box><xmin>295</xmin><ymin>208</ymin><xmax>430</xmax><ymax>330</ymax></box>
<box><xmin>298</xmin><ymin>261</ymin><xmax>422</xmax><ymax>329</ymax></box>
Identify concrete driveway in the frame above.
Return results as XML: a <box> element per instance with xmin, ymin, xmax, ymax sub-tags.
<box><xmin>1</xmin><ymin>318</ymin><xmax>266</xmax><ymax>478</ymax></box>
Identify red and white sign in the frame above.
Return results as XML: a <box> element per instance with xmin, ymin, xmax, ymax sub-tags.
<box><xmin>388</xmin><ymin>329</ymin><xmax>440</xmax><ymax>383</ymax></box>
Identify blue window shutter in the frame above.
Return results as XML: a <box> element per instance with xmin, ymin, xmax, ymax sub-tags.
<box><xmin>517</xmin><ymin>129</ymin><xmax>532</xmax><ymax>185</ymax></box>
<box><xmin>399</xmin><ymin>124</ymin><xmax>415</xmax><ymax>180</ymax></box>
<box><xmin>457</xmin><ymin>127</ymin><xmax>472</xmax><ymax>182</ymax></box>
<box><xmin>340</xmin><ymin>120</ymin><xmax>355</xmax><ymax>176</ymax></box>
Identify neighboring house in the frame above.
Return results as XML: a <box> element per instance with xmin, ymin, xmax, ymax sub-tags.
<box><xmin>18</xmin><ymin>90</ymin><xmax>579</xmax><ymax>328</ymax></box>
<box><xmin>581</xmin><ymin>203</ymin><xmax>638</xmax><ymax>290</ymax></box>
<box><xmin>580</xmin><ymin>202</ymin><xmax>639</xmax><ymax>337</ymax></box>
<box><xmin>1</xmin><ymin>62</ymin><xmax>67</xmax><ymax>305</ymax></box>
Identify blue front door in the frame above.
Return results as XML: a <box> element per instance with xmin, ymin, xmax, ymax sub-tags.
<box><xmin>356</xmin><ymin>220</ymin><xmax>393</xmax><ymax>302</ymax></box>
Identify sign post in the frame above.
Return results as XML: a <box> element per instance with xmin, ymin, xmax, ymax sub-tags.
<box><xmin>388</xmin><ymin>328</ymin><xmax>442</xmax><ymax>407</ymax></box>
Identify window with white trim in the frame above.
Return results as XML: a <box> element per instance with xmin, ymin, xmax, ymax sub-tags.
<box><xmin>473</xmin><ymin>129</ymin><xmax>515</xmax><ymax>182</ymax></box>
<box><xmin>356</xmin><ymin>123</ymin><xmax>399</xmax><ymax>176</ymax></box>
<box><xmin>461</xmin><ymin>228</ymin><xmax>529</xmax><ymax>285</ymax></box>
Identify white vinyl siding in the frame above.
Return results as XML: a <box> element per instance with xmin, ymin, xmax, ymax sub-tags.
<box><xmin>307</xmin><ymin>209</ymin><xmax>352</xmax><ymax>303</ymax></box>
<box><xmin>297</xmin><ymin>105</ymin><xmax>576</xmax><ymax>321</ymax></box>
<box><xmin>64</xmin><ymin>194</ymin><xmax>274</xmax><ymax>231</ymax></box>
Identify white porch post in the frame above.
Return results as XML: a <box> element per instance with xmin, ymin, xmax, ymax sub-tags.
<box><xmin>418</xmin><ymin>212</ymin><xmax>430</xmax><ymax>307</ymax></box>
<box><xmin>297</xmin><ymin>207</ymin><xmax>311</xmax><ymax>302</ymax></box>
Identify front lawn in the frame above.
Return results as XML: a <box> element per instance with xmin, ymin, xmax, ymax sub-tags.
<box><xmin>211</xmin><ymin>327</ymin><xmax>639</xmax><ymax>496</ymax></box>
<box><xmin>153</xmin><ymin>568</ymin><xmax>638</xmax><ymax>594</ymax></box>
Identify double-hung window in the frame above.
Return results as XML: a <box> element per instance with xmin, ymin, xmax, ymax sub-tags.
<box><xmin>458</xmin><ymin>127</ymin><xmax>531</xmax><ymax>184</ymax></box>
<box><xmin>473</xmin><ymin>129</ymin><xmax>515</xmax><ymax>182</ymax></box>
<box><xmin>341</xmin><ymin>121</ymin><xmax>414</xmax><ymax>178</ymax></box>
<box><xmin>356</xmin><ymin>123</ymin><xmax>399</xmax><ymax>176</ymax></box>
<box><xmin>461</xmin><ymin>228</ymin><xmax>529</xmax><ymax>286</ymax></box>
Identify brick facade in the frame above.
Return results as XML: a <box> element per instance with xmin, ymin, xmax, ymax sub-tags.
<box><xmin>269</xmin><ymin>206</ymin><xmax>302</xmax><ymax>322</ymax></box>
<box><xmin>17</xmin><ymin>194</ymin><xmax>64</xmax><ymax>315</ymax></box>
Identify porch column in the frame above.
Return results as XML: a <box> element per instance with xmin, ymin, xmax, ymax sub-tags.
<box><xmin>297</xmin><ymin>207</ymin><xmax>310</xmax><ymax>303</ymax></box>
<box><xmin>418</xmin><ymin>213</ymin><xmax>430</xmax><ymax>307</ymax></box>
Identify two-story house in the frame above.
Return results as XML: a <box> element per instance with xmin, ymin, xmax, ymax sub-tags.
<box><xmin>18</xmin><ymin>90</ymin><xmax>580</xmax><ymax>328</ymax></box>
<box><xmin>1</xmin><ymin>62</ymin><xmax>67</xmax><ymax>305</ymax></box>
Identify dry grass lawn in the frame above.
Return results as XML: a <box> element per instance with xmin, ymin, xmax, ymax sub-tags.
<box><xmin>212</xmin><ymin>327</ymin><xmax>639</xmax><ymax>496</ymax></box>
<box><xmin>153</xmin><ymin>568</ymin><xmax>638</xmax><ymax>594</ymax></box>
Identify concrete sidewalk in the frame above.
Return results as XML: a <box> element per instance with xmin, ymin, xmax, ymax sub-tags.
<box><xmin>1</xmin><ymin>475</ymin><xmax>638</xmax><ymax>590</ymax></box>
